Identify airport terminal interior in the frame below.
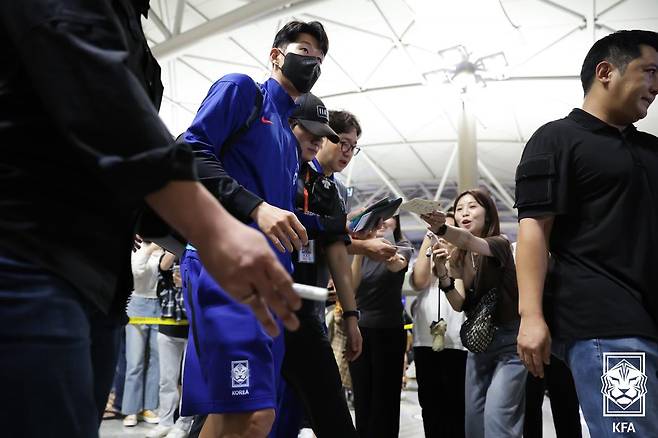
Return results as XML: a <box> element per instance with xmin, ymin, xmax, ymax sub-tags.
<box><xmin>2</xmin><ymin>0</ymin><xmax>657</xmax><ymax>437</ymax></box>
<box><xmin>100</xmin><ymin>1</ymin><xmax>655</xmax><ymax>436</ymax></box>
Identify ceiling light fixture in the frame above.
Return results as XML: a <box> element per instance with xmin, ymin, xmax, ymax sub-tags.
<box><xmin>424</xmin><ymin>47</ymin><xmax>509</xmax><ymax>93</ymax></box>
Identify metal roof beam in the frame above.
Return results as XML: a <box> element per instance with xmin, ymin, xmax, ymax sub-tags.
<box><xmin>513</xmin><ymin>25</ymin><xmax>584</xmax><ymax>70</ymax></box>
<box><xmin>321</xmin><ymin>74</ymin><xmax>579</xmax><ymax>99</ymax></box>
<box><xmin>478</xmin><ymin>159</ymin><xmax>515</xmax><ymax>212</ymax></box>
<box><xmin>360</xmin><ymin>150</ymin><xmax>406</xmax><ymax>200</ymax></box>
<box><xmin>434</xmin><ymin>144</ymin><xmax>457</xmax><ymax>202</ymax></box>
<box><xmin>229</xmin><ymin>37</ymin><xmax>270</xmax><ymax>71</ymax></box>
<box><xmin>182</xmin><ymin>54</ymin><xmax>262</xmax><ymax>69</ymax></box>
<box><xmin>176</xmin><ymin>57</ymin><xmax>214</xmax><ymax>83</ymax></box>
<box><xmin>537</xmin><ymin>0</ymin><xmax>586</xmax><ymax>22</ymax></box>
<box><xmin>597</xmin><ymin>0</ymin><xmax>627</xmax><ymax>18</ymax></box>
<box><xmin>323</xmin><ymin>49</ymin><xmax>436</xmax><ymax>175</ymax></box>
<box><xmin>150</xmin><ymin>11</ymin><xmax>172</xmax><ymax>39</ymax></box>
<box><xmin>325</xmin><ymin>53</ymin><xmax>363</xmax><ymax>92</ymax></box>
<box><xmin>596</xmin><ymin>23</ymin><xmax>617</xmax><ymax>33</ymax></box>
<box><xmin>173</xmin><ymin>0</ymin><xmax>186</xmax><ymax>35</ymax></box>
<box><xmin>418</xmin><ymin>182</ymin><xmax>433</xmax><ymax>200</ymax></box>
<box><xmin>301</xmin><ymin>13</ymin><xmax>393</xmax><ymax>42</ymax></box>
<box><xmin>359</xmin><ymin>186</ymin><xmax>389</xmax><ymax>208</ymax></box>
<box><xmin>362</xmin><ymin>46</ymin><xmax>396</xmax><ymax>86</ymax></box>
<box><xmin>371</xmin><ymin>0</ymin><xmax>457</xmax><ymax>135</ymax></box>
<box><xmin>162</xmin><ymin>95</ymin><xmax>196</xmax><ymax>115</ymax></box>
<box><xmin>186</xmin><ymin>2</ymin><xmax>210</xmax><ymax>21</ymax></box>
<box><xmin>152</xmin><ymin>0</ymin><xmax>311</xmax><ymax>62</ymax></box>
<box><xmin>362</xmin><ymin>139</ymin><xmax>523</xmax><ymax>148</ymax></box>
<box><xmin>482</xmin><ymin>181</ymin><xmax>515</xmax><ymax>215</ymax></box>
<box><xmin>506</xmin><ymin>75</ymin><xmax>580</xmax><ymax>81</ymax></box>
<box><xmin>360</xmin><ymin>152</ymin><xmax>426</xmax><ymax>226</ymax></box>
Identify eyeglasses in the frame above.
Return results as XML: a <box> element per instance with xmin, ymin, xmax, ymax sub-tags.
<box><xmin>339</xmin><ymin>140</ymin><xmax>361</xmax><ymax>156</ymax></box>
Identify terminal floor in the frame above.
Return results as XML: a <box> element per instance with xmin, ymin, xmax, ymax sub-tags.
<box><xmin>100</xmin><ymin>377</ymin><xmax>591</xmax><ymax>438</ymax></box>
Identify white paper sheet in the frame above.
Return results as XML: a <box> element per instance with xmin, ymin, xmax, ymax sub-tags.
<box><xmin>399</xmin><ymin>198</ymin><xmax>442</xmax><ymax>215</ymax></box>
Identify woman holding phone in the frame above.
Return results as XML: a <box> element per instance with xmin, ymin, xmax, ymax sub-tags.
<box><xmin>421</xmin><ymin>189</ymin><xmax>526</xmax><ymax>438</ymax></box>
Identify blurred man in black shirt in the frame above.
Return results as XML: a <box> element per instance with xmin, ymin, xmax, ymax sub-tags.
<box><xmin>0</xmin><ymin>2</ymin><xmax>300</xmax><ymax>437</ymax></box>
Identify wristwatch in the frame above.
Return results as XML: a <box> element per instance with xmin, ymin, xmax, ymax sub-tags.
<box><xmin>438</xmin><ymin>276</ymin><xmax>455</xmax><ymax>294</ymax></box>
<box><xmin>342</xmin><ymin>310</ymin><xmax>361</xmax><ymax>320</ymax></box>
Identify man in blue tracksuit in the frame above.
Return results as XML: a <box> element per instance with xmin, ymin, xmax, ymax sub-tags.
<box><xmin>179</xmin><ymin>21</ymin><xmax>329</xmax><ymax>438</ymax></box>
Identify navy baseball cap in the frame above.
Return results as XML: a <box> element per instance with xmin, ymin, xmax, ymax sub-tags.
<box><xmin>292</xmin><ymin>93</ymin><xmax>339</xmax><ymax>143</ymax></box>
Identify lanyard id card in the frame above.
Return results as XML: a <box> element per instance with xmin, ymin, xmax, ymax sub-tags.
<box><xmin>298</xmin><ymin>240</ymin><xmax>316</xmax><ymax>263</ymax></box>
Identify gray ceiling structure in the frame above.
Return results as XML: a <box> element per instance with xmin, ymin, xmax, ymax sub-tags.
<box><xmin>144</xmin><ymin>0</ymin><xmax>658</xmax><ymax>240</ymax></box>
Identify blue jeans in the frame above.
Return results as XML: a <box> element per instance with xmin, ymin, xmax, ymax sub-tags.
<box><xmin>122</xmin><ymin>295</ymin><xmax>161</xmax><ymax>414</ymax></box>
<box><xmin>554</xmin><ymin>337</ymin><xmax>658</xmax><ymax>437</ymax></box>
<box><xmin>0</xmin><ymin>250</ymin><xmax>121</xmax><ymax>438</ymax></box>
<box><xmin>465</xmin><ymin>323</ymin><xmax>527</xmax><ymax>438</ymax></box>
<box><xmin>112</xmin><ymin>329</ymin><xmax>126</xmax><ymax>411</ymax></box>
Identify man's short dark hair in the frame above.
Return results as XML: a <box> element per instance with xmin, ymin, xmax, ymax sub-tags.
<box><xmin>580</xmin><ymin>30</ymin><xmax>658</xmax><ymax>95</ymax></box>
<box><xmin>273</xmin><ymin>21</ymin><xmax>329</xmax><ymax>56</ymax></box>
<box><xmin>328</xmin><ymin>110</ymin><xmax>362</xmax><ymax>137</ymax></box>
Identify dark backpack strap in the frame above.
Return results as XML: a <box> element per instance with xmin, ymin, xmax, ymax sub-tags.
<box><xmin>220</xmin><ymin>81</ymin><xmax>264</xmax><ymax>158</ymax></box>
<box><xmin>175</xmin><ymin>79</ymin><xmax>263</xmax><ymax>157</ymax></box>
<box><xmin>142</xmin><ymin>81</ymin><xmax>263</xmax><ymax>255</ymax></box>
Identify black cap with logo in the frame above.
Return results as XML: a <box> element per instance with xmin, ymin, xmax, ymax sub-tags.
<box><xmin>291</xmin><ymin>93</ymin><xmax>339</xmax><ymax>143</ymax></box>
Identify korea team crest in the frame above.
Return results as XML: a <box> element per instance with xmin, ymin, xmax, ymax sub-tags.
<box><xmin>231</xmin><ymin>360</ymin><xmax>250</xmax><ymax>388</ymax></box>
<box><xmin>601</xmin><ymin>352</ymin><xmax>647</xmax><ymax>417</ymax></box>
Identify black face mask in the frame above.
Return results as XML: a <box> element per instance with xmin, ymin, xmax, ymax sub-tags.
<box><xmin>280</xmin><ymin>51</ymin><xmax>321</xmax><ymax>94</ymax></box>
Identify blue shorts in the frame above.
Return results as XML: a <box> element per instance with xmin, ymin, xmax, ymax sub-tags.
<box><xmin>180</xmin><ymin>250</ymin><xmax>285</xmax><ymax>415</ymax></box>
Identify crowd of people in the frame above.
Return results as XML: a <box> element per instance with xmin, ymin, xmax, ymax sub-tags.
<box><xmin>1</xmin><ymin>2</ymin><xmax>658</xmax><ymax>438</ymax></box>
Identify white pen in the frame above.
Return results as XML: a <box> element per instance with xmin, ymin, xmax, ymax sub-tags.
<box><xmin>292</xmin><ymin>283</ymin><xmax>329</xmax><ymax>301</ymax></box>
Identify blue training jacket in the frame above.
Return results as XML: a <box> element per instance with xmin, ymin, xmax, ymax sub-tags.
<box><xmin>184</xmin><ymin>74</ymin><xmax>299</xmax><ymax>273</ymax></box>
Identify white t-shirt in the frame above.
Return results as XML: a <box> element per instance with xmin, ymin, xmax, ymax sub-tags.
<box><xmin>412</xmin><ymin>279</ymin><xmax>466</xmax><ymax>350</ymax></box>
<box><xmin>131</xmin><ymin>244</ymin><xmax>162</xmax><ymax>298</ymax></box>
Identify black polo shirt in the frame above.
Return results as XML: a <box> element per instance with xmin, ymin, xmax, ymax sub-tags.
<box><xmin>0</xmin><ymin>1</ymin><xmax>195</xmax><ymax>316</ymax></box>
<box><xmin>515</xmin><ymin>108</ymin><xmax>658</xmax><ymax>341</ymax></box>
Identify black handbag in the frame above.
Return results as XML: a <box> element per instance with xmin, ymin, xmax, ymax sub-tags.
<box><xmin>459</xmin><ymin>287</ymin><xmax>498</xmax><ymax>353</ymax></box>
<box><xmin>156</xmin><ymin>264</ymin><xmax>187</xmax><ymax>322</ymax></box>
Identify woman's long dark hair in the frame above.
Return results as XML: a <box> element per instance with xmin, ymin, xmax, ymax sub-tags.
<box><xmin>450</xmin><ymin>188</ymin><xmax>501</xmax><ymax>270</ymax></box>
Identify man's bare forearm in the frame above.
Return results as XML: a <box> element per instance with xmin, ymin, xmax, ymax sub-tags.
<box><xmin>517</xmin><ymin>217</ymin><xmax>553</xmax><ymax>317</ymax></box>
<box><xmin>351</xmin><ymin>253</ymin><xmax>364</xmax><ymax>291</ymax></box>
<box><xmin>145</xmin><ymin>181</ymin><xmax>233</xmax><ymax>247</ymax></box>
<box><xmin>346</xmin><ymin>239</ymin><xmax>367</xmax><ymax>256</ymax></box>
<box><xmin>326</xmin><ymin>242</ymin><xmax>358</xmax><ymax>312</ymax></box>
